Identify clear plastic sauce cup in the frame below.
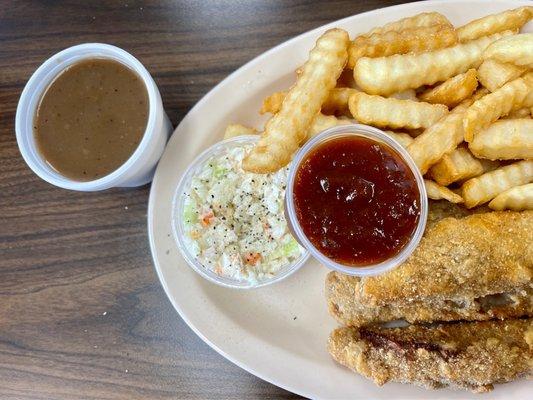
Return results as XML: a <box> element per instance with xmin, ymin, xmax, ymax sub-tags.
<box><xmin>285</xmin><ymin>124</ymin><xmax>427</xmax><ymax>277</ymax></box>
<box><xmin>172</xmin><ymin>135</ymin><xmax>310</xmax><ymax>289</ymax></box>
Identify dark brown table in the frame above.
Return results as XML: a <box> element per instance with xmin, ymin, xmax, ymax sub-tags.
<box><xmin>1</xmin><ymin>1</ymin><xmax>413</xmax><ymax>398</ymax></box>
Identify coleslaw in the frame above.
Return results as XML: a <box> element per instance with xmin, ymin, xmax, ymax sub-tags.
<box><xmin>181</xmin><ymin>144</ymin><xmax>305</xmax><ymax>284</ymax></box>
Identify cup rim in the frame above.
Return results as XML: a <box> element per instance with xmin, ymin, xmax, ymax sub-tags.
<box><xmin>15</xmin><ymin>43</ymin><xmax>158</xmax><ymax>191</ymax></box>
<box><xmin>285</xmin><ymin>124</ymin><xmax>428</xmax><ymax>277</ymax></box>
<box><xmin>171</xmin><ymin>134</ymin><xmax>310</xmax><ymax>289</ymax></box>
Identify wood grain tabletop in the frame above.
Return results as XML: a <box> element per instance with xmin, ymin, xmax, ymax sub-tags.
<box><xmin>1</xmin><ymin>1</ymin><xmax>414</xmax><ymax>398</ymax></box>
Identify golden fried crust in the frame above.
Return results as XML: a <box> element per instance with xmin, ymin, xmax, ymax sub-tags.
<box><xmin>326</xmin><ymin>210</ymin><xmax>532</xmax><ymax>326</ymax></box>
<box><xmin>328</xmin><ymin>319</ymin><xmax>533</xmax><ymax>392</ymax></box>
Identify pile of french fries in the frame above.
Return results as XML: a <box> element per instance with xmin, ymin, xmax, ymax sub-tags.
<box><xmin>225</xmin><ymin>7</ymin><xmax>533</xmax><ymax>211</ymax></box>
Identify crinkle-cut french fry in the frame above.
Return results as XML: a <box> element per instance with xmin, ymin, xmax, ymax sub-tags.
<box><xmin>483</xmin><ymin>33</ymin><xmax>533</xmax><ymax>66</ymax></box>
<box><xmin>419</xmin><ymin>69</ymin><xmax>478</xmax><ymax>107</ymax></box>
<box><xmin>424</xmin><ymin>180</ymin><xmax>464</xmax><ymax>203</ymax></box>
<box><xmin>308</xmin><ymin>113</ymin><xmax>351</xmax><ymax>138</ymax></box>
<box><xmin>406</xmin><ymin>90</ymin><xmax>487</xmax><ymax>175</ymax></box>
<box><xmin>322</xmin><ymin>88</ymin><xmax>359</xmax><ymax>116</ymax></box>
<box><xmin>223</xmin><ymin>124</ymin><xmax>257</xmax><ymax>139</ymax></box>
<box><xmin>489</xmin><ymin>183</ymin><xmax>533</xmax><ymax>211</ymax></box>
<box><xmin>260</xmin><ymin>91</ymin><xmax>285</xmax><ymax>115</ymax></box>
<box><xmin>364</xmin><ymin>12</ymin><xmax>452</xmax><ymax>37</ymax></box>
<box><xmin>354</xmin><ymin>31</ymin><xmax>514</xmax><ymax>96</ymax></box>
<box><xmin>477</xmin><ymin>59</ymin><xmax>526</xmax><ymax>92</ymax></box>
<box><xmin>429</xmin><ymin>147</ymin><xmax>484</xmax><ymax>186</ymax></box>
<box><xmin>389</xmin><ymin>89</ymin><xmax>418</xmax><ymax>101</ymax></box>
<box><xmin>261</xmin><ymin>88</ymin><xmax>358</xmax><ymax>116</ymax></box>
<box><xmin>347</xmin><ymin>25</ymin><xmax>457</xmax><ymax>69</ymax></box>
<box><xmin>456</xmin><ymin>6</ymin><xmax>532</xmax><ymax>42</ymax></box>
<box><xmin>348</xmin><ymin>92</ymin><xmax>448</xmax><ymax>130</ymax></box>
<box><xmin>463</xmin><ymin>77</ymin><xmax>528</xmax><ymax>142</ymax></box>
<box><xmin>244</xmin><ymin>29</ymin><xmax>349</xmax><ymax>173</ymax></box>
<box><xmin>461</xmin><ymin>160</ymin><xmax>533</xmax><ymax>208</ymax></box>
<box><xmin>469</xmin><ymin>118</ymin><xmax>533</xmax><ymax>160</ymax></box>
<box><xmin>384</xmin><ymin>130</ymin><xmax>414</xmax><ymax>148</ymax></box>
<box><xmin>506</xmin><ymin>107</ymin><xmax>531</xmax><ymax>118</ymax></box>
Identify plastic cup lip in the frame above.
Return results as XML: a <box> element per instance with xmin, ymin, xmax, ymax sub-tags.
<box><xmin>171</xmin><ymin>134</ymin><xmax>310</xmax><ymax>289</ymax></box>
<box><xmin>15</xmin><ymin>43</ymin><xmax>159</xmax><ymax>191</ymax></box>
<box><xmin>285</xmin><ymin>124</ymin><xmax>428</xmax><ymax>277</ymax></box>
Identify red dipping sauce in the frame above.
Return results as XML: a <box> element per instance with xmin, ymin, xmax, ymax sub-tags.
<box><xmin>292</xmin><ymin>135</ymin><xmax>420</xmax><ymax>266</ymax></box>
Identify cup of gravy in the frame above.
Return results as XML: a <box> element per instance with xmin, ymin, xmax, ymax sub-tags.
<box><xmin>16</xmin><ymin>43</ymin><xmax>172</xmax><ymax>191</ymax></box>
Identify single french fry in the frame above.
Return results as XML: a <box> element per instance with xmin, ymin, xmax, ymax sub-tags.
<box><xmin>261</xmin><ymin>88</ymin><xmax>358</xmax><ymax>117</ymax></box>
<box><xmin>419</xmin><ymin>69</ymin><xmax>478</xmax><ymax>107</ymax></box>
<box><xmin>223</xmin><ymin>124</ymin><xmax>257</xmax><ymax>139</ymax></box>
<box><xmin>461</xmin><ymin>160</ymin><xmax>533</xmax><ymax>208</ymax></box>
<box><xmin>308</xmin><ymin>113</ymin><xmax>351</xmax><ymax>138</ymax></box>
<box><xmin>348</xmin><ymin>92</ymin><xmax>448</xmax><ymax>130</ymax></box>
<box><xmin>483</xmin><ymin>33</ymin><xmax>533</xmax><ymax>66</ymax></box>
<box><xmin>322</xmin><ymin>88</ymin><xmax>359</xmax><ymax>116</ymax></box>
<box><xmin>424</xmin><ymin>179</ymin><xmax>464</xmax><ymax>203</ymax></box>
<box><xmin>488</xmin><ymin>183</ymin><xmax>533</xmax><ymax>211</ymax></box>
<box><xmin>406</xmin><ymin>90</ymin><xmax>487</xmax><ymax>174</ymax></box>
<box><xmin>463</xmin><ymin>76</ymin><xmax>529</xmax><ymax>142</ymax></box>
<box><xmin>384</xmin><ymin>130</ymin><xmax>414</xmax><ymax>148</ymax></box>
<box><xmin>260</xmin><ymin>91</ymin><xmax>285</xmax><ymax>115</ymax></box>
<box><xmin>244</xmin><ymin>29</ymin><xmax>349</xmax><ymax>173</ymax></box>
<box><xmin>429</xmin><ymin>147</ymin><xmax>484</xmax><ymax>186</ymax></box>
<box><xmin>456</xmin><ymin>6</ymin><xmax>532</xmax><ymax>42</ymax></box>
<box><xmin>477</xmin><ymin>59</ymin><xmax>526</xmax><ymax>92</ymax></box>
<box><xmin>469</xmin><ymin>118</ymin><xmax>533</xmax><ymax>160</ymax></box>
<box><xmin>354</xmin><ymin>31</ymin><xmax>513</xmax><ymax>95</ymax></box>
<box><xmin>347</xmin><ymin>25</ymin><xmax>457</xmax><ymax>69</ymax></box>
<box><xmin>389</xmin><ymin>89</ymin><xmax>418</xmax><ymax>101</ymax></box>
<box><xmin>363</xmin><ymin>12</ymin><xmax>452</xmax><ymax>37</ymax></box>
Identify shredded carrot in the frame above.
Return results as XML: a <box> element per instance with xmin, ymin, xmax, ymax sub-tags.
<box><xmin>244</xmin><ymin>252</ymin><xmax>262</xmax><ymax>265</ymax></box>
<box><xmin>200</xmin><ymin>211</ymin><xmax>215</xmax><ymax>227</ymax></box>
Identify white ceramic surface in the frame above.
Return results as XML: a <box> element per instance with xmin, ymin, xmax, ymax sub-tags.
<box><xmin>148</xmin><ymin>1</ymin><xmax>533</xmax><ymax>398</ymax></box>
<box><xmin>16</xmin><ymin>43</ymin><xmax>172</xmax><ymax>191</ymax></box>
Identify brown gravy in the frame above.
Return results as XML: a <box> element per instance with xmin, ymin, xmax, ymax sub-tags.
<box><xmin>34</xmin><ymin>58</ymin><xmax>148</xmax><ymax>181</ymax></box>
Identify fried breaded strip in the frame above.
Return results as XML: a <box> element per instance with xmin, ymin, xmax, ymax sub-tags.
<box><xmin>328</xmin><ymin>319</ymin><xmax>533</xmax><ymax>393</ymax></box>
<box><xmin>326</xmin><ymin>211</ymin><xmax>533</xmax><ymax>327</ymax></box>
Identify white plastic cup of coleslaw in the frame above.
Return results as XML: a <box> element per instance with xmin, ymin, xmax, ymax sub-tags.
<box><xmin>172</xmin><ymin>135</ymin><xmax>310</xmax><ymax>289</ymax></box>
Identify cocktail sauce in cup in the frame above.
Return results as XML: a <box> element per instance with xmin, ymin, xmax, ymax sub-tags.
<box><xmin>285</xmin><ymin>124</ymin><xmax>427</xmax><ymax>276</ymax></box>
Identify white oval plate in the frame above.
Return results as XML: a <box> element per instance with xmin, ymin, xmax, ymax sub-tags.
<box><xmin>148</xmin><ymin>1</ymin><xmax>532</xmax><ymax>398</ymax></box>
